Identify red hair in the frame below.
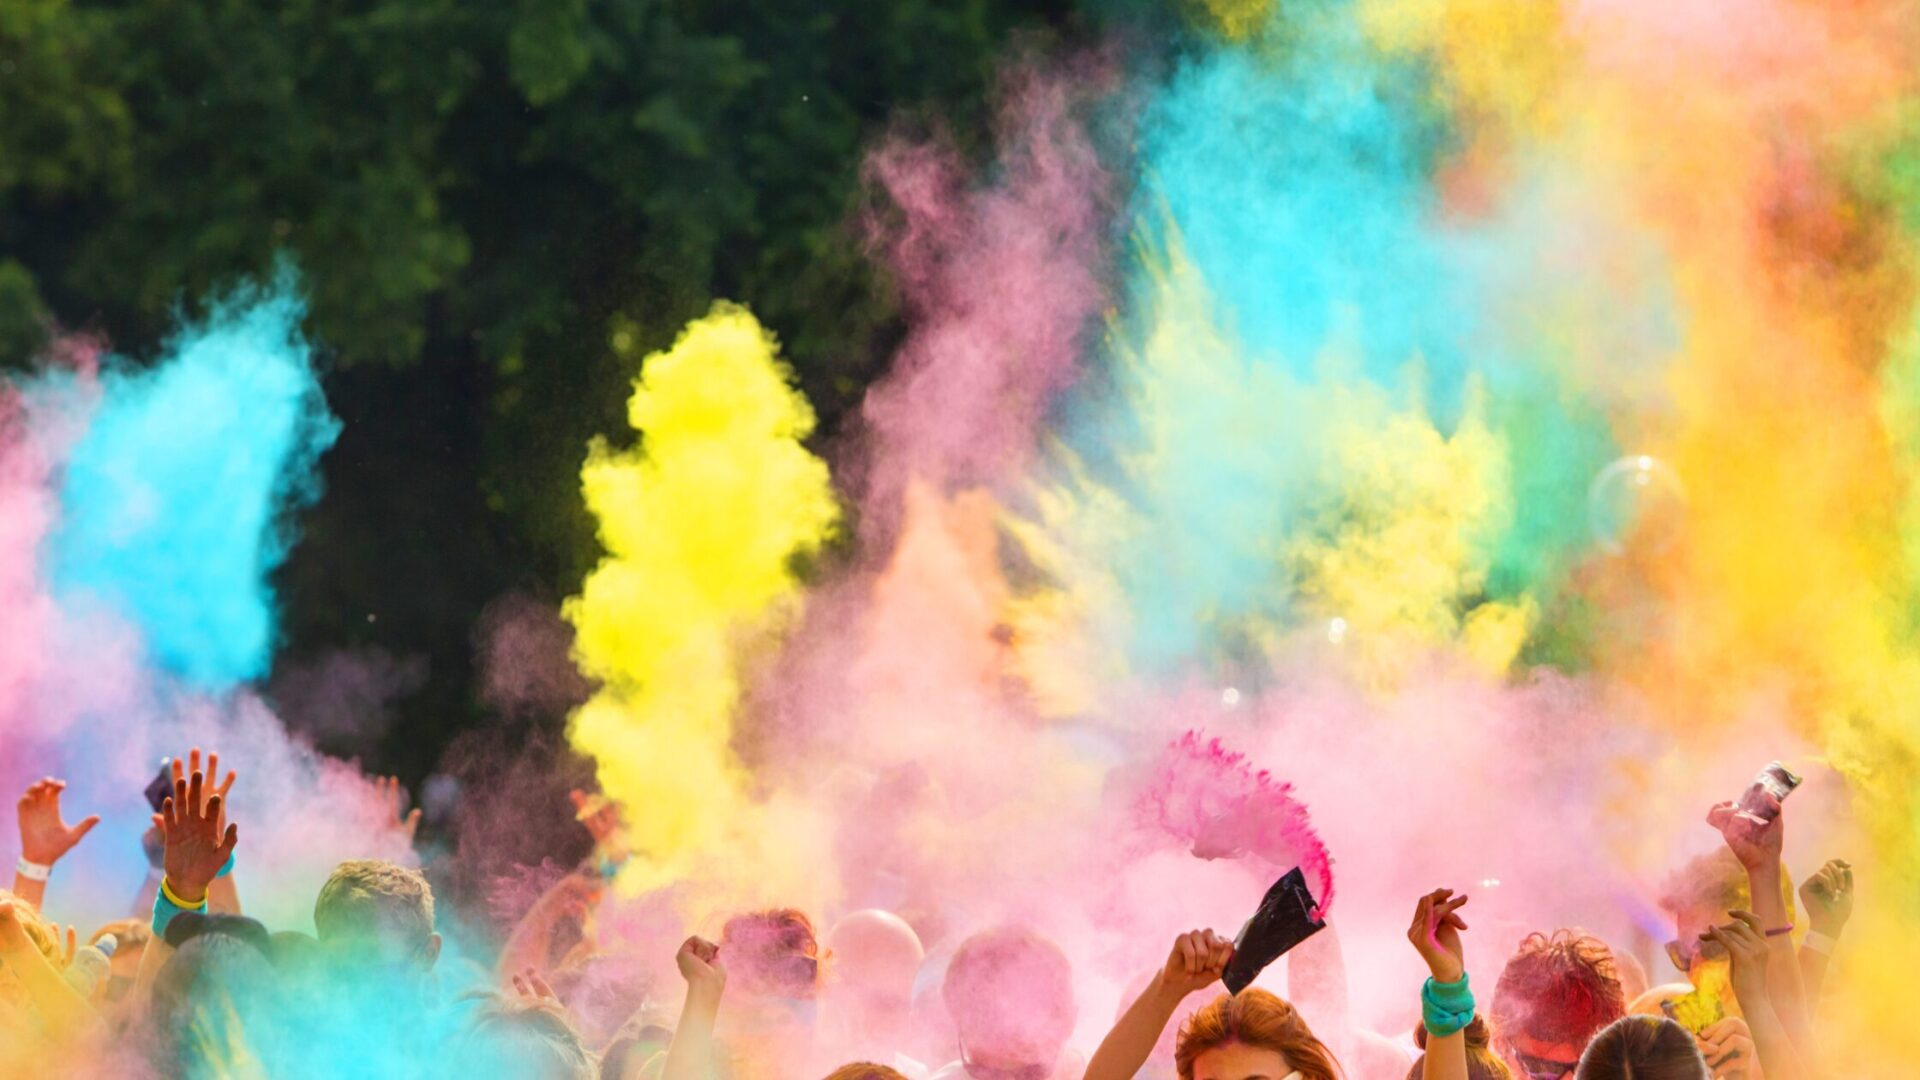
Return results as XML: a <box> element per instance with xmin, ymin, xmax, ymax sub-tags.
<box><xmin>1175</xmin><ymin>990</ymin><xmax>1342</xmax><ymax>1080</ymax></box>
<box><xmin>1490</xmin><ymin>931</ymin><xmax>1625</xmax><ymax>1048</ymax></box>
<box><xmin>722</xmin><ymin>908</ymin><xmax>825</xmax><ymax>1000</ymax></box>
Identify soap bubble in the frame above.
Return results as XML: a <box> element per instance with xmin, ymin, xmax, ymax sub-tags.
<box><xmin>1221</xmin><ymin>687</ymin><xmax>1242</xmax><ymax>708</ymax></box>
<box><xmin>1589</xmin><ymin>455</ymin><xmax>1686</xmax><ymax>554</ymax></box>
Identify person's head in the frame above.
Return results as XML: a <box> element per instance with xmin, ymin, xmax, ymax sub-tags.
<box><xmin>826</xmin><ymin>909</ymin><xmax>925</xmax><ymax>1042</ymax></box>
<box><xmin>723</xmin><ymin>908</ymin><xmax>825</xmax><ymax>1000</ymax></box>
<box><xmin>1174</xmin><ymin>989</ymin><xmax>1339</xmax><ymax>1080</ymax></box>
<box><xmin>717</xmin><ymin>909</ymin><xmax>826</xmax><ymax>1057</ymax></box>
<box><xmin>0</xmin><ymin>891</ymin><xmax>63</xmax><ymax>1010</ymax></box>
<box><xmin>454</xmin><ymin>997</ymin><xmax>596</xmax><ymax>1080</ymax></box>
<box><xmin>1409</xmin><ymin>1017</ymin><xmax>1512</xmax><ymax>1080</ymax></box>
<box><xmin>942</xmin><ymin>925</ymin><xmax>1077</xmax><ymax>1078</ymax></box>
<box><xmin>1489</xmin><ymin>931</ymin><xmax>1626</xmax><ymax>1080</ymax></box>
<box><xmin>150</xmin><ymin>929</ymin><xmax>281</xmax><ymax>1075</ymax></box>
<box><xmin>1572</xmin><ymin>1016</ymin><xmax>1707</xmax><ymax>1080</ymax></box>
<box><xmin>1657</xmin><ymin>851</ymin><xmax>1793</xmax><ymax>979</ymax></box>
<box><xmin>823</xmin><ymin>1065</ymin><xmax>911</xmax><ymax>1080</ymax></box>
<box><xmin>314</xmin><ymin>859</ymin><xmax>441</xmax><ymax>975</ymax></box>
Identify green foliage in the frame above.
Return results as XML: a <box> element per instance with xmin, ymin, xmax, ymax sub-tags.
<box><xmin>0</xmin><ymin>0</ymin><xmax>1075</xmax><ymax>776</ymax></box>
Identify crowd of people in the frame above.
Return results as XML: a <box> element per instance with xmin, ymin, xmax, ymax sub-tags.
<box><xmin>1</xmin><ymin>746</ymin><xmax>1856</xmax><ymax>1080</ymax></box>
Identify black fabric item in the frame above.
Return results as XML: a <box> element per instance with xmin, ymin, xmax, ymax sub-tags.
<box><xmin>1222</xmin><ymin>866</ymin><xmax>1326</xmax><ymax>995</ymax></box>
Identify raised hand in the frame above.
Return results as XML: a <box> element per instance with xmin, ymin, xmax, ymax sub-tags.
<box><xmin>17</xmin><ymin>778</ymin><xmax>101</xmax><ymax>867</ymax></box>
<box><xmin>511</xmin><ymin>965</ymin><xmax>560</xmax><ymax>1003</ymax></box>
<box><xmin>1707</xmin><ymin>798</ymin><xmax>1783</xmax><ymax>872</ymax></box>
<box><xmin>159</xmin><ymin>754</ymin><xmax>239</xmax><ymax>906</ymax></box>
<box><xmin>676</xmin><ymin>935</ymin><xmax>727</xmax><ymax>996</ymax></box>
<box><xmin>1407</xmin><ymin>888</ymin><xmax>1469</xmax><ymax>984</ymax></box>
<box><xmin>1698</xmin><ymin>1016</ymin><xmax>1757</xmax><ymax>1080</ymax></box>
<box><xmin>1798</xmin><ymin>858</ymin><xmax>1853</xmax><ymax>935</ymax></box>
<box><xmin>378</xmin><ymin>776</ymin><xmax>422</xmax><ymax>842</ymax></box>
<box><xmin>1157</xmin><ymin>928</ymin><xmax>1235</xmax><ymax>997</ymax></box>
<box><xmin>1702</xmin><ymin>910</ymin><xmax>1771</xmax><ymax>1009</ymax></box>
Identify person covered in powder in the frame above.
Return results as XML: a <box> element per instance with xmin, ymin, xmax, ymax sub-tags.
<box><xmin>932</xmin><ymin>925</ymin><xmax>1082</xmax><ymax>1080</ymax></box>
<box><xmin>1085</xmin><ymin>927</ymin><xmax>1343</xmax><ymax>1080</ymax></box>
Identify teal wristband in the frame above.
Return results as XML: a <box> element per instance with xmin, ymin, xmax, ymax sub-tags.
<box><xmin>151</xmin><ymin>883</ymin><xmax>207</xmax><ymax>937</ymax></box>
<box><xmin>1422</xmin><ymin>975</ymin><xmax>1476</xmax><ymax>1038</ymax></box>
<box><xmin>216</xmin><ymin>851</ymin><xmax>236</xmax><ymax>878</ymax></box>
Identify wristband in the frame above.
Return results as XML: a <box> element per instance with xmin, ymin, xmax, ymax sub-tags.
<box><xmin>1421</xmin><ymin>974</ymin><xmax>1476</xmax><ymax>1038</ymax></box>
<box><xmin>152</xmin><ymin>878</ymin><xmax>207</xmax><ymax>936</ymax></box>
<box><xmin>159</xmin><ymin>875</ymin><xmax>209</xmax><ymax>910</ymax></box>
<box><xmin>14</xmin><ymin>858</ymin><xmax>51</xmax><ymax>882</ymax></box>
<box><xmin>216</xmin><ymin>851</ymin><xmax>236</xmax><ymax>878</ymax></box>
<box><xmin>1765</xmin><ymin>924</ymin><xmax>1794</xmax><ymax>938</ymax></box>
<box><xmin>1803</xmin><ymin>930</ymin><xmax>1837</xmax><ymax>956</ymax></box>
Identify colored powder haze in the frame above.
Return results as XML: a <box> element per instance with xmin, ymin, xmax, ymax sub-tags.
<box><xmin>5</xmin><ymin>2</ymin><xmax>1920</xmax><ymax>1077</ymax></box>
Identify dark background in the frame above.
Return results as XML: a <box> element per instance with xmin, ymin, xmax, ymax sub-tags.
<box><xmin>0</xmin><ymin>1</ymin><xmax>1125</xmax><ymax>786</ymax></box>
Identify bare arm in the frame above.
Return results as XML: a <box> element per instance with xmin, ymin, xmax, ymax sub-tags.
<box><xmin>661</xmin><ymin>936</ymin><xmax>726</xmax><ymax>1080</ymax></box>
<box><xmin>1707</xmin><ymin>913</ymin><xmax>1813</xmax><ymax>1080</ymax></box>
<box><xmin>1707</xmin><ymin>800</ymin><xmax>1812</xmax><ymax>1049</ymax></box>
<box><xmin>1407</xmin><ymin>889</ymin><xmax>1472</xmax><ymax>1080</ymax></box>
<box><xmin>1794</xmin><ymin>859</ymin><xmax>1851</xmax><ymax>1010</ymax></box>
<box><xmin>1086</xmin><ymin>930</ymin><xmax>1233</xmax><ymax>1080</ymax></box>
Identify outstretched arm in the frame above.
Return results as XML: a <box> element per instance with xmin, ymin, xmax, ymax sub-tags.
<box><xmin>1706</xmin><ymin>911</ymin><xmax>1812</xmax><ymax>1080</ymax></box>
<box><xmin>1085</xmin><ymin>929</ymin><xmax>1233</xmax><ymax>1080</ymax></box>
<box><xmin>12</xmin><ymin>778</ymin><xmax>100</xmax><ymax>912</ymax></box>
<box><xmin>1407</xmin><ymin>889</ymin><xmax>1472</xmax><ymax>1080</ymax></box>
<box><xmin>1794</xmin><ymin>858</ymin><xmax>1851</xmax><ymax>1009</ymax></box>
<box><xmin>1707</xmin><ymin>798</ymin><xmax>1811</xmax><ymax>1048</ymax></box>
<box><xmin>661</xmin><ymin>936</ymin><xmax>727</xmax><ymax>1080</ymax></box>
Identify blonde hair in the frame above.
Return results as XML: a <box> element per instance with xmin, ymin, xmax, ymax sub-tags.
<box><xmin>0</xmin><ymin>890</ymin><xmax>63</xmax><ymax>970</ymax></box>
<box><xmin>314</xmin><ymin>859</ymin><xmax>435</xmax><ymax>951</ymax></box>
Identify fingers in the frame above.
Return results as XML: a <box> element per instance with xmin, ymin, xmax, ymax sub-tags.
<box><xmin>63</xmin><ymin>925</ymin><xmax>77</xmax><ymax>965</ymax></box>
<box><xmin>1177</xmin><ymin>931</ymin><xmax>1199</xmax><ymax>974</ymax></box>
<box><xmin>1203</xmin><ymin>930</ymin><xmax>1233</xmax><ymax>972</ymax></box>
<box><xmin>208</xmin><ymin>752</ymin><xmax>233</xmax><ymax>798</ymax></box>
<box><xmin>527</xmin><ymin>969</ymin><xmax>557</xmax><ymax>1000</ymax></box>
<box><xmin>218</xmin><ymin>823</ymin><xmax>239</xmax><ymax>862</ymax></box>
<box><xmin>72</xmin><ymin>815</ymin><xmax>101</xmax><ymax>843</ymax></box>
<box><xmin>187</xmin><ymin>768</ymin><xmax>205</xmax><ymax>819</ymax></box>
<box><xmin>1706</xmin><ymin>801</ymin><xmax>1737</xmax><ymax>829</ymax></box>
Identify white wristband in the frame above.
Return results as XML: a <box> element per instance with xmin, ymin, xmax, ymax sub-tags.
<box><xmin>15</xmin><ymin>858</ymin><xmax>52</xmax><ymax>882</ymax></box>
<box><xmin>1803</xmin><ymin>930</ymin><xmax>1838</xmax><ymax>956</ymax></box>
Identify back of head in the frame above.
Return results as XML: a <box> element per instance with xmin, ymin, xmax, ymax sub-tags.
<box><xmin>827</xmin><ymin>909</ymin><xmax>925</xmax><ymax>1001</ymax></box>
<box><xmin>1409</xmin><ymin>1017</ymin><xmax>1512</xmax><ymax>1080</ymax></box>
<box><xmin>824</xmin><ymin>1064</ymin><xmax>911</xmax><ymax>1080</ymax></box>
<box><xmin>314</xmin><ymin>859</ymin><xmax>437</xmax><ymax>971</ymax></box>
<box><xmin>151</xmin><ymin>932</ymin><xmax>281</xmax><ymax>1073</ymax></box>
<box><xmin>723</xmin><ymin>908</ymin><xmax>825</xmax><ymax>1000</ymax></box>
<box><xmin>1176</xmin><ymin>989</ymin><xmax>1339</xmax><ymax>1080</ymax></box>
<box><xmin>1490</xmin><ymin>930</ymin><xmax>1626</xmax><ymax>1049</ymax></box>
<box><xmin>941</xmin><ymin>925</ymin><xmax>1077</xmax><ymax>1069</ymax></box>
<box><xmin>0</xmin><ymin>890</ymin><xmax>63</xmax><ymax>970</ymax></box>
<box><xmin>454</xmin><ymin>997</ymin><xmax>596</xmax><ymax>1080</ymax></box>
<box><xmin>1574</xmin><ymin>1017</ymin><xmax>1708</xmax><ymax>1080</ymax></box>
